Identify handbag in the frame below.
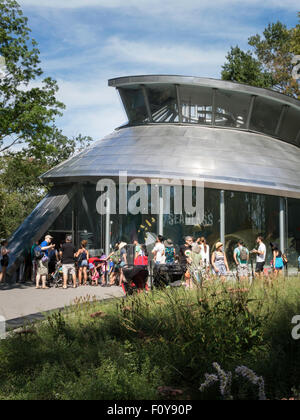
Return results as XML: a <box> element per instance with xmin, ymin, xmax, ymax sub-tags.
<box><xmin>42</xmin><ymin>255</ymin><xmax>49</xmax><ymax>264</ymax></box>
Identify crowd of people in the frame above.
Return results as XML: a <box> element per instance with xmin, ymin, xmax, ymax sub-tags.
<box><xmin>0</xmin><ymin>233</ymin><xmax>289</xmax><ymax>288</ymax></box>
<box><xmin>151</xmin><ymin>234</ymin><xmax>287</xmax><ymax>287</ymax></box>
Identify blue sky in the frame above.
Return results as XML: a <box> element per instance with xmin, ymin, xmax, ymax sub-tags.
<box><xmin>17</xmin><ymin>0</ymin><xmax>299</xmax><ymax>141</ymax></box>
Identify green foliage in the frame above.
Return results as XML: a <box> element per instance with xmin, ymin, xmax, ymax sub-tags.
<box><xmin>0</xmin><ymin>0</ymin><xmax>65</xmax><ymax>153</ymax></box>
<box><xmin>222</xmin><ymin>17</ymin><xmax>300</xmax><ymax>99</ymax></box>
<box><xmin>221</xmin><ymin>46</ymin><xmax>274</xmax><ymax>88</ymax></box>
<box><xmin>0</xmin><ymin>0</ymin><xmax>93</xmax><ymax>237</ymax></box>
<box><xmin>1</xmin><ymin>278</ymin><xmax>300</xmax><ymax>400</ymax></box>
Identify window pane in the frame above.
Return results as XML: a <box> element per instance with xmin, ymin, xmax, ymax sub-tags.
<box><xmin>146</xmin><ymin>84</ymin><xmax>179</xmax><ymax>122</ymax></box>
<box><xmin>179</xmin><ymin>85</ymin><xmax>212</xmax><ymax>124</ymax></box>
<box><xmin>215</xmin><ymin>89</ymin><xmax>252</xmax><ymax>128</ymax></box>
<box><xmin>225</xmin><ymin>191</ymin><xmax>279</xmax><ymax>267</ymax></box>
<box><xmin>120</xmin><ymin>86</ymin><xmax>149</xmax><ymax>124</ymax></box>
<box><xmin>287</xmin><ymin>198</ymin><xmax>300</xmax><ymax>269</ymax></box>
<box><xmin>278</xmin><ymin>106</ymin><xmax>300</xmax><ymax>145</ymax></box>
<box><xmin>250</xmin><ymin>97</ymin><xmax>283</xmax><ymax>136</ymax></box>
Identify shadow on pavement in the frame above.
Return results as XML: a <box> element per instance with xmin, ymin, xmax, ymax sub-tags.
<box><xmin>0</xmin><ymin>282</ymin><xmax>34</xmax><ymax>291</ymax></box>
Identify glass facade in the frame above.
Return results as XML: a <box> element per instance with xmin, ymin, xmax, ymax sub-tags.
<box><xmin>46</xmin><ymin>183</ymin><xmax>300</xmax><ymax>269</ymax></box>
<box><xmin>118</xmin><ymin>84</ymin><xmax>300</xmax><ymax>146</ymax></box>
<box><xmin>225</xmin><ymin>191</ymin><xmax>279</xmax><ymax>266</ymax></box>
<box><xmin>287</xmin><ymin>198</ymin><xmax>300</xmax><ymax>268</ymax></box>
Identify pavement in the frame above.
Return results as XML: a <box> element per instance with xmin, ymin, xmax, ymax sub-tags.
<box><xmin>0</xmin><ymin>283</ymin><xmax>125</xmax><ymax>327</ymax></box>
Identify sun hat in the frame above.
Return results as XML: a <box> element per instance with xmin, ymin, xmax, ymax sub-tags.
<box><xmin>215</xmin><ymin>242</ymin><xmax>223</xmax><ymax>250</ymax></box>
<box><xmin>118</xmin><ymin>242</ymin><xmax>127</xmax><ymax>250</ymax></box>
<box><xmin>164</xmin><ymin>239</ymin><xmax>174</xmax><ymax>247</ymax></box>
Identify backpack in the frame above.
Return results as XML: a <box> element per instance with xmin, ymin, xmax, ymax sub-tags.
<box><xmin>239</xmin><ymin>247</ymin><xmax>248</xmax><ymax>262</ymax></box>
<box><xmin>111</xmin><ymin>250</ymin><xmax>121</xmax><ymax>265</ymax></box>
<box><xmin>34</xmin><ymin>246</ymin><xmax>43</xmax><ymax>260</ymax></box>
<box><xmin>77</xmin><ymin>252</ymin><xmax>84</xmax><ymax>264</ymax></box>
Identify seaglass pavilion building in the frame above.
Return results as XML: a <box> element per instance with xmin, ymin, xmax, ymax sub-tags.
<box><xmin>7</xmin><ymin>75</ymin><xmax>300</xmax><ymax>275</ymax></box>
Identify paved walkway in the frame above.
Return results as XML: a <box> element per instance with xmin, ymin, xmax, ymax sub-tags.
<box><xmin>0</xmin><ymin>283</ymin><xmax>124</xmax><ymax>323</ymax></box>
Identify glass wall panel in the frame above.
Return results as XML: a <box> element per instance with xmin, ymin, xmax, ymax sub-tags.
<box><xmin>225</xmin><ymin>191</ymin><xmax>279</xmax><ymax>267</ymax></box>
<box><xmin>215</xmin><ymin>89</ymin><xmax>252</xmax><ymax>128</ymax></box>
<box><xmin>162</xmin><ymin>188</ymin><xmax>220</xmax><ymax>253</ymax></box>
<box><xmin>278</xmin><ymin>106</ymin><xmax>300</xmax><ymax>145</ymax></box>
<box><xmin>179</xmin><ymin>85</ymin><xmax>212</xmax><ymax>124</ymax></box>
<box><xmin>250</xmin><ymin>97</ymin><xmax>283</xmax><ymax>136</ymax></box>
<box><xmin>119</xmin><ymin>86</ymin><xmax>149</xmax><ymax>124</ymax></box>
<box><xmin>77</xmin><ymin>185</ymin><xmax>103</xmax><ymax>252</ymax></box>
<box><xmin>287</xmin><ymin>198</ymin><xmax>300</xmax><ymax>269</ymax></box>
<box><xmin>47</xmin><ymin>200</ymin><xmax>73</xmax><ymax>248</ymax></box>
<box><xmin>146</xmin><ymin>84</ymin><xmax>179</xmax><ymax>122</ymax></box>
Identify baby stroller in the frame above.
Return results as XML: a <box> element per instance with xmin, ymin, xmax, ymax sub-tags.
<box><xmin>50</xmin><ymin>262</ymin><xmax>63</xmax><ymax>288</ymax></box>
<box><xmin>122</xmin><ymin>264</ymin><xmax>149</xmax><ymax>296</ymax></box>
<box><xmin>153</xmin><ymin>263</ymin><xmax>185</xmax><ymax>288</ymax></box>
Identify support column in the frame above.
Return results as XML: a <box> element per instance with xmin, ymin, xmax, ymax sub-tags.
<box><xmin>279</xmin><ymin>197</ymin><xmax>286</xmax><ymax>254</ymax></box>
<box><xmin>220</xmin><ymin>190</ymin><xmax>225</xmax><ymax>247</ymax></box>
<box><xmin>158</xmin><ymin>187</ymin><xmax>164</xmax><ymax>236</ymax></box>
<box><xmin>105</xmin><ymin>196</ymin><xmax>111</xmax><ymax>257</ymax></box>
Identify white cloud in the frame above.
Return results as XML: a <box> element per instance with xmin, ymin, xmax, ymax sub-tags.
<box><xmin>104</xmin><ymin>37</ymin><xmax>226</xmax><ymax>67</ymax></box>
<box><xmin>55</xmin><ymin>78</ymin><xmax>119</xmax><ymax>109</ymax></box>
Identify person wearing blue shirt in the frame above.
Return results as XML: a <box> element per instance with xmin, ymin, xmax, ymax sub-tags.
<box><xmin>36</xmin><ymin>235</ymin><xmax>55</xmax><ymax>289</ymax></box>
<box><xmin>40</xmin><ymin>235</ymin><xmax>55</xmax><ymax>257</ymax></box>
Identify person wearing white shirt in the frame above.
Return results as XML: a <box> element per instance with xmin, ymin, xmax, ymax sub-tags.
<box><xmin>251</xmin><ymin>236</ymin><xmax>267</xmax><ymax>277</ymax></box>
<box><xmin>198</xmin><ymin>237</ymin><xmax>210</xmax><ymax>269</ymax></box>
<box><xmin>152</xmin><ymin>235</ymin><xmax>165</xmax><ymax>264</ymax></box>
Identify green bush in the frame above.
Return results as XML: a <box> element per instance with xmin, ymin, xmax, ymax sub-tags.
<box><xmin>1</xmin><ymin>277</ymin><xmax>300</xmax><ymax>400</ymax></box>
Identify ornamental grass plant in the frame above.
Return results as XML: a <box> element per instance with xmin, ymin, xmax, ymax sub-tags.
<box><xmin>0</xmin><ymin>276</ymin><xmax>300</xmax><ymax>400</ymax></box>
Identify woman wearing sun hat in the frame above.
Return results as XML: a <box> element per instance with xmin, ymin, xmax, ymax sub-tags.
<box><xmin>211</xmin><ymin>242</ymin><xmax>230</xmax><ymax>281</ymax></box>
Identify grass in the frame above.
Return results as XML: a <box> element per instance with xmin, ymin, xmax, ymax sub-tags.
<box><xmin>1</xmin><ymin>276</ymin><xmax>300</xmax><ymax>400</ymax></box>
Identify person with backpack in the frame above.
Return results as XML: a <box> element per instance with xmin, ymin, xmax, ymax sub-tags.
<box><xmin>233</xmin><ymin>240</ymin><xmax>250</xmax><ymax>282</ymax></box>
<box><xmin>108</xmin><ymin>243</ymin><xmax>121</xmax><ymax>286</ymax></box>
<box><xmin>76</xmin><ymin>240</ymin><xmax>89</xmax><ymax>286</ymax></box>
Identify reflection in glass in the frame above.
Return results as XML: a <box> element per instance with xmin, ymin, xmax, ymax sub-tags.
<box><xmin>215</xmin><ymin>89</ymin><xmax>252</xmax><ymax>128</ymax></box>
<box><xmin>179</xmin><ymin>85</ymin><xmax>213</xmax><ymax>124</ymax></box>
<box><xmin>119</xmin><ymin>86</ymin><xmax>149</xmax><ymax>124</ymax></box>
<box><xmin>279</xmin><ymin>106</ymin><xmax>300</xmax><ymax>145</ymax></box>
<box><xmin>147</xmin><ymin>84</ymin><xmax>179</xmax><ymax>123</ymax></box>
<box><xmin>225</xmin><ymin>191</ymin><xmax>279</xmax><ymax>266</ymax></box>
<box><xmin>287</xmin><ymin>198</ymin><xmax>300</xmax><ymax>267</ymax></box>
<box><xmin>250</xmin><ymin>97</ymin><xmax>283</xmax><ymax>136</ymax></box>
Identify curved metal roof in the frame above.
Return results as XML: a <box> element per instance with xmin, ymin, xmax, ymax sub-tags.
<box><xmin>41</xmin><ymin>124</ymin><xmax>300</xmax><ymax>199</ymax></box>
<box><xmin>109</xmin><ymin>75</ymin><xmax>300</xmax><ymax>109</ymax></box>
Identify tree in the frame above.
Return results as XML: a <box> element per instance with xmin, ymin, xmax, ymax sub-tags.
<box><xmin>0</xmin><ymin>0</ymin><xmax>68</xmax><ymax>153</ymax></box>
<box><xmin>0</xmin><ymin>0</ymin><xmax>92</xmax><ymax>237</ymax></box>
<box><xmin>222</xmin><ymin>17</ymin><xmax>300</xmax><ymax>99</ymax></box>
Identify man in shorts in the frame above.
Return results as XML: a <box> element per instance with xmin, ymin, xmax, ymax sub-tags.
<box><xmin>251</xmin><ymin>236</ymin><xmax>267</xmax><ymax>278</ymax></box>
<box><xmin>233</xmin><ymin>240</ymin><xmax>250</xmax><ymax>281</ymax></box>
<box><xmin>60</xmin><ymin>235</ymin><xmax>77</xmax><ymax>289</ymax></box>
